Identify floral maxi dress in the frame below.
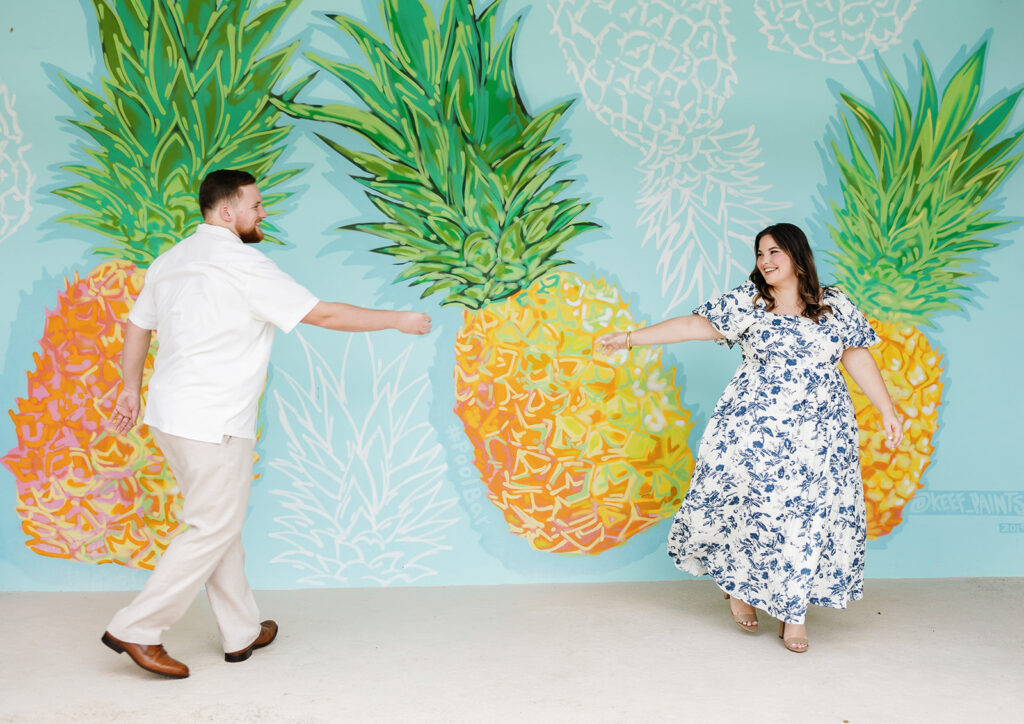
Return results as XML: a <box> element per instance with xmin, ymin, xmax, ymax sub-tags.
<box><xmin>666</xmin><ymin>281</ymin><xmax>880</xmax><ymax>624</ymax></box>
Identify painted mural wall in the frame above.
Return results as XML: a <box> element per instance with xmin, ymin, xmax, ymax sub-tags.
<box><xmin>1</xmin><ymin>0</ymin><xmax>1021</xmax><ymax>592</ymax></box>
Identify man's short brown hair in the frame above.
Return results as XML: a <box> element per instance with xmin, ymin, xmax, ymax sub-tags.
<box><xmin>198</xmin><ymin>169</ymin><xmax>257</xmax><ymax>215</ymax></box>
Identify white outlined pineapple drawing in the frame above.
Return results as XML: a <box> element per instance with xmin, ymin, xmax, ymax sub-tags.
<box><xmin>634</xmin><ymin>121</ymin><xmax>786</xmax><ymax>313</ymax></box>
<box><xmin>550</xmin><ymin>0</ymin><xmax>737</xmax><ymax>142</ymax></box>
<box><xmin>754</xmin><ymin>0</ymin><xmax>918</xmax><ymax>64</ymax></box>
<box><xmin>550</xmin><ymin>0</ymin><xmax>785</xmax><ymax>314</ymax></box>
<box><xmin>270</xmin><ymin>333</ymin><xmax>458</xmax><ymax>585</ymax></box>
<box><xmin>0</xmin><ymin>85</ymin><xmax>34</xmax><ymax>243</ymax></box>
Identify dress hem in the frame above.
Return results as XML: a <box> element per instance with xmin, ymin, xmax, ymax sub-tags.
<box><xmin>669</xmin><ymin>551</ymin><xmax>863</xmax><ymax>624</ymax></box>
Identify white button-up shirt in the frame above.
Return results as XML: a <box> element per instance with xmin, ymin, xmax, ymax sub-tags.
<box><xmin>129</xmin><ymin>223</ymin><xmax>319</xmax><ymax>443</ymax></box>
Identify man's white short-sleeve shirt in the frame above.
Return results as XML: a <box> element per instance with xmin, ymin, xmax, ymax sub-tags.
<box><xmin>129</xmin><ymin>224</ymin><xmax>319</xmax><ymax>443</ymax></box>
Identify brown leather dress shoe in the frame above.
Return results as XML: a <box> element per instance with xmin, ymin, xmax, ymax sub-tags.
<box><xmin>224</xmin><ymin>620</ymin><xmax>278</xmax><ymax>663</ymax></box>
<box><xmin>102</xmin><ymin>632</ymin><xmax>189</xmax><ymax>679</ymax></box>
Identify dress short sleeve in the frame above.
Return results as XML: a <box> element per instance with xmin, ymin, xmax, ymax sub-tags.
<box><xmin>244</xmin><ymin>254</ymin><xmax>319</xmax><ymax>333</ymax></box>
<box><xmin>827</xmin><ymin>287</ymin><xmax>880</xmax><ymax>349</ymax></box>
<box><xmin>693</xmin><ymin>282</ymin><xmax>759</xmax><ymax>349</ymax></box>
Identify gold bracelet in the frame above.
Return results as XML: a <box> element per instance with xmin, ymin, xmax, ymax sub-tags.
<box><xmin>626</xmin><ymin>330</ymin><xmax>632</xmax><ymax>350</ymax></box>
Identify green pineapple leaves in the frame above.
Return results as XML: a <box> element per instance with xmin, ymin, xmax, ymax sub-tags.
<box><xmin>56</xmin><ymin>0</ymin><xmax>302</xmax><ymax>266</ymax></box>
<box><xmin>828</xmin><ymin>44</ymin><xmax>1023</xmax><ymax>324</ymax></box>
<box><xmin>275</xmin><ymin>0</ymin><xmax>597</xmax><ymax>309</ymax></box>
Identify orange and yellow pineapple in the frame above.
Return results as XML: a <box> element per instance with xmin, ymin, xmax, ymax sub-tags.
<box><xmin>3</xmin><ymin>0</ymin><xmax>301</xmax><ymax>567</ymax></box>
<box><xmin>829</xmin><ymin>45</ymin><xmax>1022</xmax><ymax>537</ymax></box>
<box><xmin>280</xmin><ymin>0</ymin><xmax>695</xmax><ymax>553</ymax></box>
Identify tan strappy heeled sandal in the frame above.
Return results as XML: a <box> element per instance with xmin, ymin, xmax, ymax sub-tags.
<box><xmin>723</xmin><ymin>593</ymin><xmax>758</xmax><ymax>633</ymax></box>
<box><xmin>778</xmin><ymin>621</ymin><xmax>808</xmax><ymax>653</ymax></box>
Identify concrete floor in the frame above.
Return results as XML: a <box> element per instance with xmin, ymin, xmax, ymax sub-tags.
<box><xmin>1</xmin><ymin>578</ymin><xmax>1021</xmax><ymax>723</ymax></box>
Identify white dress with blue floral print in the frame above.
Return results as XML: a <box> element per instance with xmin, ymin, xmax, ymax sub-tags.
<box><xmin>667</xmin><ymin>281</ymin><xmax>879</xmax><ymax>624</ymax></box>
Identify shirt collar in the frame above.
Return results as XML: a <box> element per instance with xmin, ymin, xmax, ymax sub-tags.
<box><xmin>197</xmin><ymin>223</ymin><xmax>243</xmax><ymax>244</ymax></box>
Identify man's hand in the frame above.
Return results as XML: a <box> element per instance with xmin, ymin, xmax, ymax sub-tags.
<box><xmin>396</xmin><ymin>311</ymin><xmax>432</xmax><ymax>335</ymax></box>
<box><xmin>114</xmin><ymin>321</ymin><xmax>152</xmax><ymax>434</ymax></box>
<box><xmin>110</xmin><ymin>388</ymin><xmax>141</xmax><ymax>434</ymax></box>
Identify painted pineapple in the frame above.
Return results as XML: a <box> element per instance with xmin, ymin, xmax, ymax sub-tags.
<box><xmin>3</xmin><ymin>0</ymin><xmax>301</xmax><ymax>567</ymax></box>
<box><xmin>828</xmin><ymin>44</ymin><xmax>1022</xmax><ymax>537</ymax></box>
<box><xmin>0</xmin><ymin>84</ymin><xmax>35</xmax><ymax>243</ymax></box>
<box><xmin>279</xmin><ymin>0</ymin><xmax>695</xmax><ymax>553</ymax></box>
<box><xmin>270</xmin><ymin>333</ymin><xmax>458</xmax><ymax>584</ymax></box>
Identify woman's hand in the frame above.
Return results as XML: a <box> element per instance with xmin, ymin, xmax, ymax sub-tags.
<box><xmin>882</xmin><ymin>410</ymin><xmax>903</xmax><ymax>450</ymax></box>
<box><xmin>840</xmin><ymin>347</ymin><xmax>904</xmax><ymax>453</ymax></box>
<box><xmin>598</xmin><ymin>316</ymin><xmax>723</xmax><ymax>354</ymax></box>
<box><xmin>596</xmin><ymin>331</ymin><xmax>629</xmax><ymax>354</ymax></box>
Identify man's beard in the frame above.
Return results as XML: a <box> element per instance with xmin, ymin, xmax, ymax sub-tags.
<box><xmin>239</xmin><ymin>222</ymin><xmax>264</xmax><ymax>244</ymax></box>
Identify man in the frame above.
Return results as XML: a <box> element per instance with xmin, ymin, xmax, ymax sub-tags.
<box><xmin>102</xmin><ymin>169</ymin><xmax>432</xmax><ymax>678</ymax></box>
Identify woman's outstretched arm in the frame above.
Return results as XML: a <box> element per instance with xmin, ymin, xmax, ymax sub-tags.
<box><xmin>596</xmin><ymin>314</ymin><xmax>723</xmax><ymax>354</ymax></box>
<box><xmin>840</xmin><ymin>346</ymin><xmax>903</xmax><ymax>449</ymax></box>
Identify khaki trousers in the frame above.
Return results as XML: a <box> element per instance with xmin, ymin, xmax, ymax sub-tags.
<box><xmin>106</xmin><ymin>429</ymin><xmax>261</xmax><ymax>653</ymax></box>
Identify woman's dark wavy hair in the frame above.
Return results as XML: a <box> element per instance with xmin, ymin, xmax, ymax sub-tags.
<box><xmin>748</xmin><ymin>222</ymin><xmax>832</xmax><ymax>322</ymax></box>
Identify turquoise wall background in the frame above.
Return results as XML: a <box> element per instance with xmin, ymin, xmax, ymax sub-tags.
<box><xmin>1</xmin><ymin>0</ymin><xmax>1022</xmax><ymax>591</ymax></box>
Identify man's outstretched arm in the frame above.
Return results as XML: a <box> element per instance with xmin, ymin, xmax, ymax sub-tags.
<box><xmin>301</xmin><ymin>302</ymin><xmax>432</xmax><ymax>335</ymax></box>
<box><xmin>111</xmin><ymin>320</ymin><xmax>152</xmax><ymax>433</ymax></box>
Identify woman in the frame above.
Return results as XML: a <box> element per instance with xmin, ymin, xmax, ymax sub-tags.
<box><xmin>597</xmin><ymin>223</ymin><xmax>901</xmax><ymax>653</ymax></box>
